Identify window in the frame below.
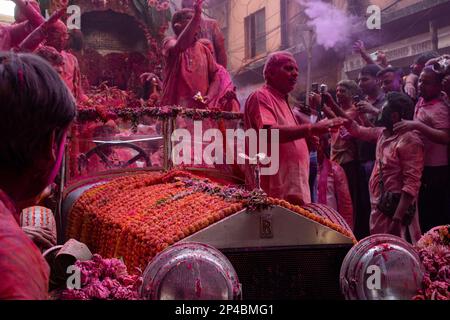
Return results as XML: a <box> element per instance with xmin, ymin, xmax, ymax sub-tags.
<box><xmin>245</xmin><ymin>9</ymin><xmax>266</xmax><ymax>59</ymax></box>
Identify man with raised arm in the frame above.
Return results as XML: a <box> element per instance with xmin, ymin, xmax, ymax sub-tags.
<box><xmin>161</xmin><ymin>0</ymin><xmax>219</xmax><ymax>109</ymax></box>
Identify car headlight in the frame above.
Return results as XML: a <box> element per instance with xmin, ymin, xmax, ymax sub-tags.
<box><xmin>140</xmin><ymin>242</ymin><xmax>241</xmax><ymax>300</ymax></box>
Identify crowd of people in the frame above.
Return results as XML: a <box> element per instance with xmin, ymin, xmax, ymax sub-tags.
<box><xmin>0</xmin><ymin>0</ymin><xmax>449</xmax><ymax>299</ymax></box>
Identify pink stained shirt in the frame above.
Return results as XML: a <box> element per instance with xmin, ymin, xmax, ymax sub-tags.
<box><xmin>414</xmin><ymin>97</ymin><xmax>450</xmax><ymax>167</ymax></box>
<box><xmin>161</xmin><ymin>38</ymin><xmax>218</xmax><ymax>109</ymax></box>
<box><xmin>349</xmin><ymin>125</ymin><xmax>424</xmax><ymax>243</ymax></box>
<box><xmin>0</xmin><ymin>21</ymin><xmax>34</xmax><ymax>50</ymax></box>
<box><xmin>0</xmin><ymin>190</ymin><xmax>50</xmax><ymax>300</ymax></box>
<box><xmin>244</xmin><ymin>85</ymin><xmax>311</xmax><ymax>205</ymax></box>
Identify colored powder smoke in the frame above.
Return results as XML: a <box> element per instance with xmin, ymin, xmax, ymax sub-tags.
<box><xmin>298</xmin><ymin>0</ymin><xmax>364</xmax><ymax>50</ymax></box>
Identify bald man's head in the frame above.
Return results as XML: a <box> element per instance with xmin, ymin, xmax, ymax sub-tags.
<box><xmin>264</xmin><ymin>51</ymin><xmax>299</xmax><ymax>95</ymax></box>
<box><xmin>263</xmin><ymin>52</ymin><xmax>296</xmax><ymax>79</ymax></box>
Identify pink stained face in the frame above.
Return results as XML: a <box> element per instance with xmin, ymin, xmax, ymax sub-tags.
<box><xmin>267</xmin><ymin>57</ymin><xmax>299</xmax><ymax>95</ymax></box>
<box><xmin>380</xmin><ymin>72</ymin><xmax>402</xmax><ymax>93</ymax></box>
<box><xmin>336</xmin><ymin>85</ymin><xmax>351</xmax><ymax>105</ymax></box>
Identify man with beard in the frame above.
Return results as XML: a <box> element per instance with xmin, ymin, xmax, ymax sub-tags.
<box><xmin>244</xmin><ymin>51</ymin><xmax>344</xmax><ymax>205</ymax></box>
<box><xmin>345</xmin><ymin>92</ymin><xmax>423</xmax><ymax>242</ymax></box>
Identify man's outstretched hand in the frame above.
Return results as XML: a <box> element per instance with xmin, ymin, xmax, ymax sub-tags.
<box><xmin>311</xmin><ymin>118</ymin><xmax>346</xmax><ymax>135</ymax></box>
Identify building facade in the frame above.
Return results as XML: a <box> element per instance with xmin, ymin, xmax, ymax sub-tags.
<box><xmin>207</xmin><ymin>0</ymin><xmax>348</xmax><ymax>106</ymax></box>
<box><xmin>205</xmin><ymin>0</ymin><xmax>450</xmax><ymax>105</ymax></box>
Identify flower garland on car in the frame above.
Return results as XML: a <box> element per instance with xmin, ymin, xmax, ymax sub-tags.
<box><xmin>67</xmin><ymin>170</ymin><xmax>356</xmax><ymax>272</ymax></box>
<box><xmin>412</xmin><ymin>225</ymin><xmax>450</xmax><ymax>300</ymax></box>
<box><xmin>77</xmin><ymin>101</ymin><xmax>244</xmax><ymax>123</ymax></box>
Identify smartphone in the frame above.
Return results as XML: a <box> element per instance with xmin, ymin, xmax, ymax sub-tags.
<box><xmin>370</xmin><ymin>51</ymin><xmax>378</xmax><ymax>61</ymax></box>
<box><xmin>311</xmin><ymin>83</ymin><xmax>319</xmax><ymax>94</ymax></box>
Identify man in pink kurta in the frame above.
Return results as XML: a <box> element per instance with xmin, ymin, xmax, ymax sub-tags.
<box><xmin>244</xmin><ymin>52</ymin><xmax>343</xmax><ymax>205</ymax></box>
<box><xmin>161</xmin><ymin>1</ymin><xmax>219</xmax><ymax>109</ymax></box>
<box><xmin>346</xmin><ymin>92</ymin><xmax>424</xmax><ymax>243</ymax></box>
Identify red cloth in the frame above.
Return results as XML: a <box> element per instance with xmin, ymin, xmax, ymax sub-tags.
<box><xmin>161</xmin><ymin>37</ymin><xmax>218</xmax><ymax>109</ymax></box>
<box><xmin>316</xmin><ymin>158</ymin><xmax>354</xmax><ymax>228</ymax></box>
<box><xmin>244</xmin><ymin>84</ymin><xmax>311</xmax><ymax>205</ymax></box>
<box><xmin>0</xmin><ymin>190</ymin><xmax>49</xmax><ymax>300</ymax></box>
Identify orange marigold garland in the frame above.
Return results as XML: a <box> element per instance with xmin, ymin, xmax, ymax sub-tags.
<box><xmin>268</xmin><ymin>198</ymin><xmax>357</xmax><ymax>243</ymax></box>
<box><xmin>68</xmin><ymin>170</ymin><xmax>355</xmax><ymax>272</ymax></box>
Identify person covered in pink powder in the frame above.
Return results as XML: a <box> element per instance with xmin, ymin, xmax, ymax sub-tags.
<box><xmin>181</xmin><ymin>0</ymin><xmax>227</xmax><ymax>68</ymax></box>
<box><xmin>314</xmin><ymin>134</ymin><xmax>353</xmax><ymax>228</ymax></box>
<box><xmin>161</xmin><ymin>0</ymin><xmax>219</xmax><ymax>109</ymax></box>
<box><xmin>244</xmin><ymin>51</ymin><xmax>344</xmax><ymax>205</ymax></box>
<box><xmin>0</xmin><ymin>0</ymin><xmax>45</xmax><ymax>50</ymax></box>
<box><xmin>345</xmin><ymin>92</ymin><xmax>424</xmax><ymax>243</ymax></box>
<box><xmin>198</xmin><ymin>38</ymin><xmax>240</xmax><ymax>112</ymax></box>
<box><xmin>393</xmin><ymin>66</ymin><xmax>450</xmax><ymax>234</ymax></box>
<box><xmin>44</xmin><ymin>20</ymin><xmax>88</xmax><ymax>102</ymax></box>
<box><xmin>0</xmin><ymin>52</ymin><xmax>76</xmax><ymax>299</ymax></box>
